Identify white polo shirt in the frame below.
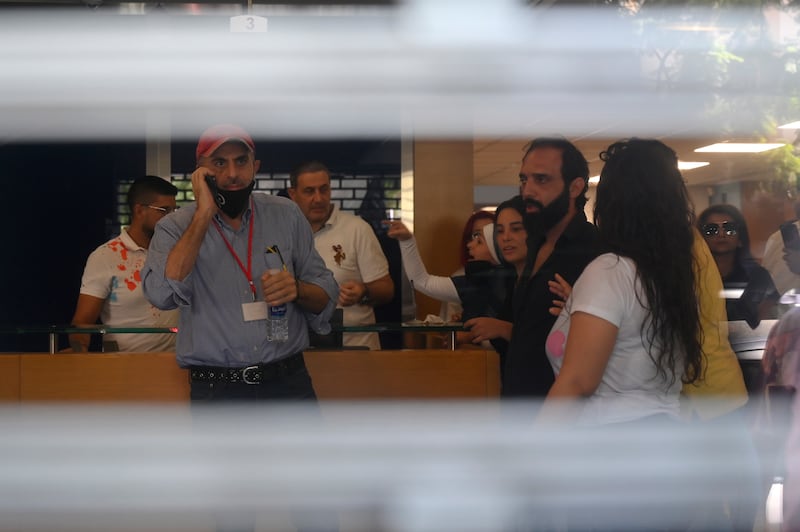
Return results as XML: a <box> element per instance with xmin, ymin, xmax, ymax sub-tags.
<box><xmin>314</xmin><ymin>206</ymin><xmax>390</xmax><ymax>350</ymax></box>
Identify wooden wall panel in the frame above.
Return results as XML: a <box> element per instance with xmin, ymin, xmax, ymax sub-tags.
<box><xmin>304</xmin><ymin>349</ymin><xmax>500</xmax><ymax>399</ymax></box>
<box><xmin>412</xmin><ymin>141</ymin><xmax>475</xmax><ymax>320</ymax></box>
<box><xmin>3</xmin><ymin>350</ymin><xmax>500</xmax><ymax>402</ymax></box>
<box><xmin>19</xmin><ymin>352</ymin><xmax>189</xmax><ymax>402</ymax></box>
<box><xmin>0</xmin><ymin>355</ymin><xmax>20</xmax><ymax>400</ymax></box>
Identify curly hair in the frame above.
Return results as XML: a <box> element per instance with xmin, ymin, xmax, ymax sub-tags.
<box><xmin>595</xmin><ymin>139</ymin><xmax>702</xmax><ymax>386</ymax></box>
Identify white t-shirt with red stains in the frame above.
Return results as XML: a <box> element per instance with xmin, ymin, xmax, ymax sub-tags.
<box><xmin>545</xmin><ymin>253</ymin><xmax>683</xmax><ymax>426</ymax></box>
<box><xmin>80</xmin><ymin>229</ymin><xmax>178</xmax><ymax>352</ymax></box>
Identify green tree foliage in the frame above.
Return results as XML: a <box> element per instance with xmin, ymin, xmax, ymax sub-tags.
<box><xmin>617</xmin><ymin>0</ymin><xmax>799</xmax><ymax>192</ymax></box>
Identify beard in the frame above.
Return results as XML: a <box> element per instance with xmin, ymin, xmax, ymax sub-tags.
<box><xmin>523</xmin><ymin>184</ymin><xmax>571</xmax><ymax>234</ymax></box>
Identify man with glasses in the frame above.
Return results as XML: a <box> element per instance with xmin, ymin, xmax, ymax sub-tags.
<box><xmin>69</xmin><ymin>175</ymin><xmax>179</xmax><ymax>352</ymax></box>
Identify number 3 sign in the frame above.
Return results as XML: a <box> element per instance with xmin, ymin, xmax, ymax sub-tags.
<box><xmin>230</xmin><ymin>15</ymin><xmax>268</xmax><ymax>33</ymax></box>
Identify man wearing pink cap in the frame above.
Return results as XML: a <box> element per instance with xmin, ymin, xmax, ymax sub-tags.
<box><xmin>142</xmin><ymin>124</ymin><xmax>338</xmax><ymax>401</ymax></box>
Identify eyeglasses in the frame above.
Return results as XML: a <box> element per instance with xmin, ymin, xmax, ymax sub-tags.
<box><xmin>701</xmin><ymin>221</ymin><xmax>738</xmax><ymax>237</ymax></box>
<box><xmin>144</xmin><ymin>204</ymin><xmax>179</xmax><ymax>215</ymax></box>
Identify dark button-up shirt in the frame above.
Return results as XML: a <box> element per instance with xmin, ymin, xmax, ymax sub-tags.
<box><xmin>502</xmin><ymin>211</ymin><xmax>599</xmax><ymax>397</ymax></box>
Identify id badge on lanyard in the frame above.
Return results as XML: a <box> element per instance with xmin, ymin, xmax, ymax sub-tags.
<box><xmin>213</xmin><ymin>200</ymin><xmax>268</xmax><ymax>322</ymax></box>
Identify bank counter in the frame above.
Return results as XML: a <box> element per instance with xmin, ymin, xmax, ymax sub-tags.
<box><xmin>0</xmin><ymin>325</ymin><xmax>499</xmax><ymax>402</ymax></box>
<box><xmin>0</xmin><ymin>349</ymin><xmax>500</xmax><ymax>402</ymax></box>
<box><xmin>0</xmin><ymin>328</ymin><xmax>780</xmax><ymax>532</ymax></box>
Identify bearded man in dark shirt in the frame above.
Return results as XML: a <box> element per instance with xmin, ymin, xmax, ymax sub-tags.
<box><xmin>502</xmin><ymin>137</ymin><xmax>599</xmax><ymax>397</ymax></box>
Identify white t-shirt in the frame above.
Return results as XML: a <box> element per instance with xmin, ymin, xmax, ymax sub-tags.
<box><xmin>763</xmin><ymin>222</ymin><xmax>800</xmax><ymax>297</ymax></box>
<box><xmin>314</xmin><ymin>206</ymin><xmax>390</xmax><ymax>350</ymax></box>
<box><xmin>545</xmin><ymin>253</ymin><xmax>683</xmax><ymax>426</ymax></box>
<box><xmin>80</xmin><ymin>229</ymin><xmax>178</xmax><ymax>352</ymax></box>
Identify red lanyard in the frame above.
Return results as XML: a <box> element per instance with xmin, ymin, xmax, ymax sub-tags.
<box><xmin>212</xmin><ymin>199</ymin><xmax>256</xmax><ymax>301</ymax></box>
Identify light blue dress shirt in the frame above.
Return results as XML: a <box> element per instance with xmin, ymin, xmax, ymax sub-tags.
<box><xmin>142</xmin><ymin>193</ymin><xmax>338</xmax><ymax>368</ymax></box>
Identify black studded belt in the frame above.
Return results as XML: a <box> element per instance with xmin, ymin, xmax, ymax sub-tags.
<box><xmin>188</xmin><ymin>352</ymin><xmax>305</xmax><ymax>385</ymax></box>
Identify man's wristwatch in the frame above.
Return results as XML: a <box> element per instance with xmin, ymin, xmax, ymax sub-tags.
<box><xmin>359</xmin><ymin>291</ymin><xmax>371</xmax><ymax>306</ymax></box>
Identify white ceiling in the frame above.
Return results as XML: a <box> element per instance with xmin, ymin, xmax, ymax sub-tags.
<box><xmin>473</xmin><ymin>134</ymin><xmax>797</xmax><ymax>188</ymax></box>
<box><xmin>0</xmin><ymin>1</ymin><xmax>796</xmax><ymax>190</ymax></box>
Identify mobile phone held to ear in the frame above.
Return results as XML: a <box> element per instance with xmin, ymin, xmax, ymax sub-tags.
<box><xmin>204</xmin><ymin>175</ymin><xmax>225</xmax><ymax>210</ymax></box>
<box><xmin>204</xmin><ymin>174</ymin><xmax>217</xmax><ymax>193</ymax></box>
<box><xmin>780</xmin><ymin>221</ymin><xmax>800</xmax><ymax>251</ymax></box>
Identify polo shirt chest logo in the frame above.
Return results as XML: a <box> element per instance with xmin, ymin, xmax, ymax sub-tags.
<box><xmin>332</xmin><ymin>244</ymin><xmax>346</xmax><ymax>266</ymax></box>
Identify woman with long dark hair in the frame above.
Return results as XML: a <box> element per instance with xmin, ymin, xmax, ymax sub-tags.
<box><xmin>464</xmin><ymin>196</ymin><xmax>528</xmax><ymax>347</ymax></box>
<box><xmin>542</xmin><ymin>138</ymin><xmax>703</xmax><ymax>425</ymax></box>
<box><xmin>698</xmin><ymin>203</ymin><xmax>779</xmax><ymax>328</ymax></box>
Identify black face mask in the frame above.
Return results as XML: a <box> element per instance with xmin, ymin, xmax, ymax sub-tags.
<box><xmin>206</xmin><ymin>176</ymin><xmax>255</xmax><ymax>218</ymax></box>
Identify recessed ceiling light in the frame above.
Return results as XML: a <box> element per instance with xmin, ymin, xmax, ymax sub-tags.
<box><xmin>694</xmin><ymin>142</ymin><xmax>785</xmax><ymax>153</ymax></box>
<box><xmin>678</xmin><ymin>161</ymin><xmax>710</xmax><ymax>170</ymax></box>
<box><xmin>589</xmin><ymin>163</ymin><xmax>707</xmax><ymax>182</ymax></box>
<box><xmin>778</xmin><ymin>121</ymin><xmax>800</xmax><ymax>129</ymax></box>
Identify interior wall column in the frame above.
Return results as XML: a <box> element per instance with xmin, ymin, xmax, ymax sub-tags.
<box><xmin>145</xmin><ymin>110</ymin><xmax>171</xmax><ymax>180</ymax></box>
<box><xmin>411</xmin><ymin>140</ymin><xmax>475</xmax><ymax>320</ymax></box>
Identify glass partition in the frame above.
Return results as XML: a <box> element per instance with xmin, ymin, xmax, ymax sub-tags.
<box><xmin>1</xmin><ymin>324</ymin><xmax>466</xmax><ymax>354</ymax></box>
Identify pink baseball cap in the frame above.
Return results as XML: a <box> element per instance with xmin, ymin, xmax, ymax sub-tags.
<box><xmin>195</xmin><ymin>124</ymin><xmax>255</xmax><ymax>160</ymax></box>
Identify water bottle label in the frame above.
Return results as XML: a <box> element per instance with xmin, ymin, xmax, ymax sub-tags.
<box><xmin>269</xmin><ymin>304</ymin><xmax>287</xmax><ymax>319</ymax></box>
<box><xmin>267</xmin><ymin>304</ymin><xmax>289</xmax><ymax>342</ymax></box>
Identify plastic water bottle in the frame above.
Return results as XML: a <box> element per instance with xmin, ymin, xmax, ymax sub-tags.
<box><xmin>266</xmin><ymin>269</ymin><xmax>289</xmax><ymax>342</ymax></box>
<box><xmin>268</xmin><ymin>303</ymin><xmax>289</xmax><ymax>342</ymax></box>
